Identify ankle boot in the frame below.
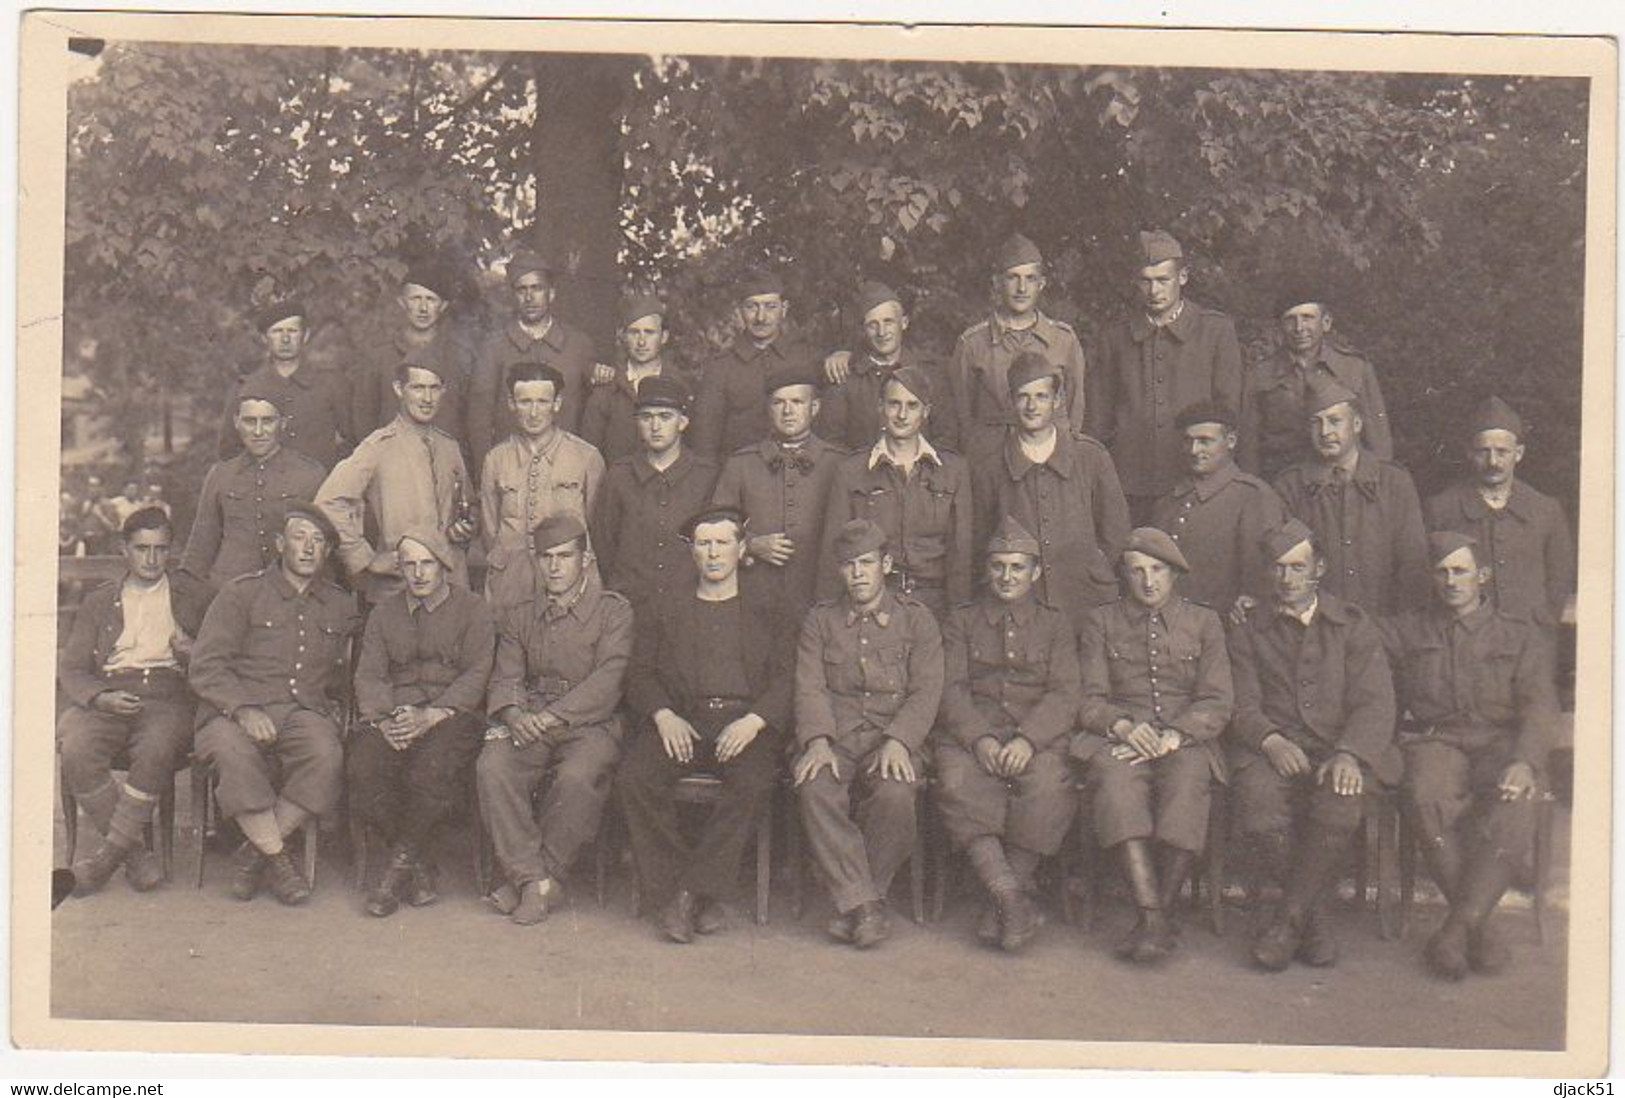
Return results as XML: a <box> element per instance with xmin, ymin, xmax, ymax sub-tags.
<box><xmin>1157</xmin><ymin>846</ymin><xmax>1197</xmax><ymax>918</ymax></box>
<box><xmin>1457</xmin><ymin>847</ymin><xmax>1520</xmax><ymax>975</ymax></box>
<box><xmin>1115</xmin><ymin>840</ymin><xmax>1170</xmax><ymax>961</ymax></box>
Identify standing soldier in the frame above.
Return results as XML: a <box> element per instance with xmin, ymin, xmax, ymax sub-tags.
<box><xmin>711</xmin><ymin>362</ymin><xmax>845</xmax><ymax>614</ymax></box>
<box><xmin>58</xmin><ymin>507</ymin><xmax>213</xmax><ymax>895</ymax></box>
<box><xmin>617</xmin><ymin>506</ymin><xmax>794</xmax><ymax>943</ymax></box>
<box><xmin>182</xmin><ymin>392</ymin><xmax>326</xmax><ymax>586</ymax></box>
<box><xmin>1273</xmin><ymin>378</ymin><xmax>1428</xmax><ymax>617</ymax></box>
<box><xmin>819</xmin><ymin>365</ymin><xmax>973</xmax><ymax>619</ymax></box>
<box><xmin>219</xmin><ymin>301</ymin><xmax>352</xmax><ymax>471</ymax></box>
<box><xmin>349</xmin><ymin>262</ymin><xmax>476</xmax><ymax>453</ymax></box>
<box><xmin>475</xmin><ymin>515</ymin><xmax>633</xmax><ymax>926</ymax></box>
<box><xmin>1239</xmin><ymin>290</ymin><xmax>1393</xmax><ymax>483</ymax></box>
<box><xmin>189</xmin><ymin>503</ymin><xmax>361</xmax><ymax>905</ymax></box>
<box><xmin>1227</xmin><ymin>519</ymin><xmax>1401</xmax><ymax>971</ymax></box>
<box><xmin>479</xmin><ymin>362</ymin><xmax>605</xmax><ymax>610</ymax></box>
<box><xmin>817</xmin><ymin>280</ymin><xmax>942</xmax><ymax>452</ymax></box>
<box><xmin>316</xmin><ymin>361</ymin><xmax>475</xmax><ymax>605</ymax></box>
<box><xmin>1086</xmin><ymin>231</ymin><xmax>1244</xmax><ymax>522</ymax></box>
<box><xmin>580</xmin><ymin>294</ymin><xmax>696</xmax><ymax>465</ymax></box>
<box><xmin>347</xmin><ymin>531</ymin><xmax>496</xmax><ymax>918</ymax></box>
<box><xmin>946</xmin><ymin>233</ymin><xmax>1088</xmax><ymax>460</ymax></box>
<box><xmin>1379</xmin><ymin>533</ymin><xmax>1559</xmax><ymax>979</ymax></box>
<box><xmin>592</xmin><ymin>376</ymin><xmax>721</xmax><ymax>613</ymax></box>
<box><xmin>1074</xmin><ymin>529</ymin><xmax>1233</xmax><ymax>963</ymax></box>
<box><xmin>1425</xmin><ymin>396</ymin><xmax>1576</xmax><ymax>630</ymax></box>
<box><xmin>691</xmin><ymin>268</ymin><xmax>814</xmax><ymax>460</ymax></box>
<box><xmin>795</xmin><ymin>518</ymin><xmax>945</xmax><ymax>948</ymax></box>
<box><xmin>972</xmin><ymin>351</ymin><xmax>1131</xmax><ymax>634</ymax></box>
<box><xmin>1150</xmin><ymin>401</ymin><xmax>1286</xmax><ymax>620</ymax></box>
<box><xmin>933</xmin><ymin>517</ymin><xmax>1081</xmax><ymax>952</ymax></box>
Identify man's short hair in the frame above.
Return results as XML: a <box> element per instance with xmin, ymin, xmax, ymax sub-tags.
<box><xmin>506</xmin><ymin>361</ymin><xmax>566</xmax><ymax>396</ymax></box>
<box><xmin>122</xmin><ymin>506</ymin><xmax>172</xmax><ymax>540</ymax></box>
<box><xmin>394</xmin><ymin>359</ymin><xmax>447</xmax><ymax>385</ymax></box>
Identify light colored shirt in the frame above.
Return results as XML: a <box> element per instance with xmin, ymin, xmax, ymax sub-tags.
<box><xmin>1018</xmin><ymin>428</ymin><xmax>1058</xmax><ymax>466</ymax></box>
<box><xmin>867</xmin><ymin>434</ymin><xmax>942</xmax><ymax>479</ymax></box>
<box><xmin>104</xmin><ymin>576</ymin><xmax>180</xmax><ymax>672</ymax></box>
<box><xmin>479</xmin><ymin>429</ymin><xmax>605</xmax><ymax>557</ymax></box>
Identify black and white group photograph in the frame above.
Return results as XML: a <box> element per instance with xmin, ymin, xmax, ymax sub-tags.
<box><xmin>10</xmin><ymin>8</ymin><xmax>1616</xmax><ymax>1078</ymax></box>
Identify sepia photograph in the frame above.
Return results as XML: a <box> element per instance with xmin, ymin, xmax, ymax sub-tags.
<box><xmin>11</xmin><ymin>9</ymin><xmax>1616</xmax><ymax>1075</ymax></box>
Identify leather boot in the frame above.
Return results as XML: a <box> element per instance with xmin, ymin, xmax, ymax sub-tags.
<box><xmin>1115</xmin><ymin>840</ymin><xmax>1173</xmax><ymax>963</ymax></box>
<box><xmin>1255</xmin><ymin>823</ymin><xmax>1353</xmax><ymax>971</ymax></box>
<box><xmin>264</xmin><ymin>849</ymin><xmax>312</xmax><ymax>906</ymax></box>
<box><xmin>1416</xmin><ymin>828</ymin><xmax>1466</xmax><ymax>906</ymax></box>
<box><xmin>229</xmin><ymin>841</ymin><xmax>266</xmax><ymax>901</ymax></box>
<box><xmin>366</xmin><ymin>848</ymin><xmax>413</xmax><ymax>918</ymax></box>
<box><xmin>70</xmin><ymin>842</ymin><xmax>129</xmax><ymax>896</ymax></box>
<box><xmin>658</xmin><ymin>889</ymin><xmax>698</xmax><ymax>944</ymax></box>
<box><xmin>850</xmin><ymin>901</ymin><xmax>890</xmax><ymax>949</ymax></box>
<box><xmin>1296</xmin><ymin>900</ymin><xmax>1339</xmax><ymax>966</ymax></box>
<box><xmin>405</xmin><ymin>852</ymin><xmax>439</xmax><ymax>908</ymax></box>
<box><xmin>511</xmin><ymin>877</ymin><xmax>562</xmax><ymax>926</ymax></box>
<box><xmin>1157</xmin><ymin>845</ymin><xmax>1197</xmax><ymax>936</ymax></box>
<box><xmin>992</xmin><ymin>885</ymin><xmax>1039</xmax><ymax>953</ymax></box>
<box><xmin>123</xmin><ymin>845</ymin><xmax>164</xmax><ymax>892</ymax></box>
<box><xmin>1458</xmin><ymin>847</ymin><xmax>1519</xmax><ymax>975</ymax></box>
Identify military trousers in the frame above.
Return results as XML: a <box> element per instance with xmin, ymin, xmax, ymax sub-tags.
<box><xmin>58</xmin><ymin>674</ymin><xmax>193</xmax><ymax>803</ymax></box>
<box><xmin>795</xmin><ymin>728</ymin><xmax>920</xmax><ymax>914</ymax></box>
<box><xmin>346</xmin><ymin>711</ymin><xmax>485</xmax><ymax>852</ymax></box>
<box><xmin>1402</xmin><ymin>735</ymin><xmax>1537</xmax><ymax>861</ymax></box>
<box><xmin>1229</xmin><ymin>746</ymin><xmax>1368</xmax><ymax>843</ymax></box>
<box><xmin>932</xmin><ymin>741</ymin><xmax>1074</xmax><ymax>856</ymax></box>
<box><xmin>195</xmin><ymin>702</ymin><xmax>344</xmax><ymax>820</ymax></box>
<box><xmin>1084</xmin><ymin>742</ymin><xmax>1215</xmax><ymax>853</ymax></box>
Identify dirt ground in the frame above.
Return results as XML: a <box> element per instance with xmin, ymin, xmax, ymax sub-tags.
<box><xmin>49</xmin><ymin>787</ymin><xmax>1569</xmax><ymax>1054</ymax></box>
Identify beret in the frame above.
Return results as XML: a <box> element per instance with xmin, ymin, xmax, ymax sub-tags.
<box><xmin>394</xmin><ymin>528</ymin><xmax>457</xmax><ymax>570</ymax></box>
<box><xmin>993</xmin><ymin>232</ymin><xmax>1043</xmax><ymax>272</ymax></box>
<box><xmin>986</xmin><ymin>515</ymin><xmax>1041</xmax><ymax>559</ymax></box>
<box><xmin>884</xmin><ymin>363</ymin><xmax>934</xmax><ymax>405</ymax></box>
<box><xmin>1261</xmin><ymin>518</ymin><xmax>1316</xmax><ymax>563</ymax></box>
<box><xmin>1274</xmin><ymin>288</ymin><xmax>1330</xmax><ymax>318</ymax></box>
<box><xmin>505</xmin><ymin>361</ymin><xmax>566</xmax><ymax>394</ymax></box>
<box><xmin>1006</xmin><ymin>350</ymin><xmax>1061</xmax><ymax>395</ymax></box>
<box><xmin>233</xmin><ymin>389</ymin><xmax>284</xmax><ymax>413</ymax></box>
<box><xmin>1470</xmin><ymin>395</ymin><xmax>1524</xmax><ymax>439</ymax></box>
<box><xmin>634</xmin><ymin>374</ymin><xmax>690</xmax><ymax>411</ymax></box>
<box><xmin>506</xmin><ymin>250</ymin><xmax>555</xmax><ymax>285</ymax></box>
<box><xmin>1429</xmin><ymin>531</ymin><xmax>1480</xmax><ymax>568</ymax></box>
<box><xmin>736</xmin><ymin>266</ymin><xmax>787</xmax><ymax>300</ymax></box>
<box><xmin>531</xmin><ymin>513</ymin><xmax>587</xmax><ymax>554</ymax></box>
<box><xmin>618</xmin><ymin>292</ymin><xmax>665</xmax><ymax>329</ymax></box>
<box><xmin>1137</xmin><ymin>229</ymin><xmax>1184</xmax><ymax>266</ymax></box>
<box><xmin>1175</xmin><ymin>400</ymin><xmax>1239</xmax><ymax>431</ymax></box>
<box><xmin>253</xmin><ymin>299</ymin><xmax>306</xmax><ymax>333</ymax></box>
<box><xmin>854</xmin><ymin>280</ymin><xmax>902</xmax><ymax>320</ymax></box>
<box><xmin>279</xmin><ymin>500</ymin><xmax>338</xmax><ymax>545</ymax></box>
<box><xmin>680</xmin><ymin>504</ymin><xmax>748</xmax><ymax>543</ymax></box>
<box><xmin>764</xmin><ymin>360</ymin><xmax>824</xmax><ymax>397</ymax></box>
<box><xmin>831</xmin><ymin>518</ymin><xmax>888</xmax><ymax>563</ymax></box>
<box><xmin>399</xmin><ymin>355</ymin><xmax>449</xmax><ymax>383</ymax></box>
<box><xmin>1303</xmin><ymin>377</ymin><xmax>1360</xmax><ymax>417</ymax></box>
<box><xmin>1123</xmin><ymin>526</ymin><xmax>1190</xmax><ymax>573</ymax></box>
<box><xmin>402</xmin><ymin>262</ymin><xmax>453</xmax><ymax>301</ymax></box>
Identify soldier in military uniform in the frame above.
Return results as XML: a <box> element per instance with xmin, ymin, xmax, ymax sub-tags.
<box><xmin>592</xmin><ymin>375</ymin><xmax>721</xmax><ymax>614</ymax></box>
<box><xmin>1227</xmin><ymin>520</ymin><xmax>1400</xmax><ymax>971</ymax></box>
<box><xmin>691</xmin><ymin>267</ymin><xmax>816</xmax><ymax>460</ymax></box>
<box><xmin>933</xmin><ymin>517</ymin><xmax>1081</xmax><ymax>952</ymax></box>
<box><xmin>1150</xmin><ymin>400</ymin><xmax>1287</xmax><ymax>620</ymax></box>
<box><xmin>315</xmin><ymin>360</ymin><xmax>476</xmax><ymax>605</ymax></box>
<box><xmin>819</xmin><ymin>365</ymin><xmax>973</xmax><ymax>619</ymax></box>
<box><xmin>58</xmin><ymin>507</ymin><xmax>214</xmax><ymax>896</ymax></box>
<box><xmin>580</xmin><ymin>294</ymin><xmax>697</xmax><ymax>464</ymax></box>
<box><xmin>219</xmin><ymin>300</ymin><xmax>352</xmax><ymax>471</ymax></box>
<box><xmin>189</xmin><ymin>502</ymin><xmax>361</xmax><ymax>905</ymax></box>
<box><xmin>972</xmin><ymin>351</ymin><xmax>1131</xmax><ymax>634</ymax></box>
<box><xmin>710</xmin><ymin>361</ymin><xmax>845</xmax><ymax>614</ymax></box>
<box><xmin>795</xmin><ymin>519</ymin><xmax>945</xmax><ymax>949</ymax></box>
<box><xmin>476</xmin><ymin>515</ymin><xmax>633</xmax><ymax>926</ymax></box>
<box><xmin>479</xmin><ymin>361</ymin><xmax>605</xmax><ymax>611</ymax></box>
<box><xmin>817</xmin><ymin>280</ymin><xmax>944</xmax><ymax>452</ymax></box>
<box><xmin>1239</xmin><ymin>290</ymin><xmax>1393</xmax><ymax>483</ymax></box>
<box><xmin>946</xmin><ymin>233</ymin><xmax>1088</xmax><ymax>460</ymax></box>
<box><xmin>1273</xmin><ymin>378</ymin><xmax>1429</xmax><ymax>617</ymax></box>
<box><xmin>182</xmin><ymin>391</ymin><xmax>326</xmax><ymax>586</ymax></box>
<box><xmin>1086</xmin><ymin>231</ymin><xmax>1245</xmax><ymax>523</ymax></box>
<box><xmin>1425</xmin><ymin>396</ymin><xmax>1575</xmax><ymax>631</ymax></box>
<box><xmin>1074</xmin><ymin>528</ymin><xmax>1234</xmax><ymax>963</ymax></box>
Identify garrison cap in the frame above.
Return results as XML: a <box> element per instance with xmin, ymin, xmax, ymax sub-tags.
<box><xmin>854</xmin><ymin>280</ymin><xmax>902</xmax><ymax>320</ymax></box>
<box><xmin>279</xmin><ymin>500</ymin><xmax>338</xmax><ymax>545</ymax></box>
<box><xmin>531</xmin><ymin>513</ymin><xmax>587</xmax><ymax>554</ymax></box>
<box><xmin>986</xmin><ymin>515</ymin><xmax>1041</xmax><ymax>559</ymax></box>
<box><xmin>680</xmin><ymin>504</ymin><xmax>748</xmax><ymax>543</ymax></box>
<box><xmin>402</xmin><ymin>262</ymin><xmax>453</xmax><ymax>301</ymax></box>
<box><xmin>1123</xmin><ymin>526</ymin><xmax>1190</xmax><ymax>573</ymax></box>
<box><xmin>884</xmin><ymin>363</ymin><xmax>934</xmax><ymax>405</ymax></box>
<box><xmin>736</xmin><ymin>266</ymin><xmax>787</xmax><ymax>300</ymax></box>
<box><xmin>399</xmin><ymin>355</ymin><xmax>449</xmax><ymax>383</ymax></box>
<box><xmin>505</xmin><ymin>250</ymin><xmax>555</xmax><ymax>285</ymax></box>
<box><xmin>1274</xmin><ymin>287</ymin><xmax>1331</xmax><ymax>318</ymax></box>
<box><xmin>1137</xmin><ymin>230</ymin><xmax>1184</xmax><ymax>266</ymax></box>
<box><xmin>831</xmin><ymin>518</ymin><xmax>888</xmax><ymax>563</ymax></box>
<box><xmin>1175</xmin><ymin>400</ymin><xmax>1239</xmax><ymax>432</ymax></box>
<box><xmin>1470</xmin><ymin>395</ymin><xmax>1524</xmax><ymax>439</ymax></box>
<box><xmin>1262</xmin><ymin>518</ymin><xmax>1316</xmax><ymax>563</ymax></box>
<box><xmin>764</xmin><ymin>360</ymin><xmax>824</xmax><ymax>397</ymax></box>
<box><xmin>505</xmin><ymin>361</ymin><xmax>565</xmax><ymax>394</ymax></box>
<box><xmin>618</xmin><ymin>292</ymin><xmax>665</xmax><ymax>329</ymax></box>
<box><xmin>395</xmin><ymin>528</ymin><xmax>457</xmax><ymax>570</ymax></box>
<box><xmin>1429</xmin><ymin>530</ymin><xmax>1480</xmax><ymax>568</ymax></box>
<box><xmin>993</xmin><ymin>232</ymin><xmax>1043</xmax><ymax>272</ymax></box>
<box><xmin>1006</xmin><ymin>350</ymin><xmax>1061</xmax><ymax>395</ymax></box>
<box><xmin>253</xmin><ymin>299</ymin><xmax>306</xmax><ymax>333</ymax></box>
<box><xmin>634</xmin><ymin>374</ymin><xmax>690</xmax><ymax>412</ymax></box>
<box><xmin>1303</xmin><ymin>376</ymin><xmax>1361</xmax><ymax>417</ymax></box>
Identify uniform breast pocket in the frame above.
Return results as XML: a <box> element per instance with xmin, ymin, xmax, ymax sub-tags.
<box><xmin>920</xmin><ymin>482</ymin><xmax>957</xmax><ymax>524</ymax></box>
<box><xmin>555</xmin><ymin>480</ymin><xmax>582</xmax><ymax>496</ymax></box>
<box><xmin>1169</xmin><ymin>639</ymin><xmax>1204</xmax><ymax>685</ymax></box>
<box><xmin>245</xmin><ymin>613</ymin><xmax>290</xmax><ymax>659</ymax></box>
<box><xmin>867</xmin><ymin>644</ymin><xmax>910</xmax><ymax>691</ymax></box>
<box><xmin>856</xmin><ymin>486</ymin><xmax>889</xmax><ymax>516</ymax></box>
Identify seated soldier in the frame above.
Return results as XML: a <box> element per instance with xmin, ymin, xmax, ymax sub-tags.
<box><xmin>1381</xmin><ymin>533</ymin><xmax>1559</xmax><ymax>979</ymax></box>
<box><xmin>795</xmin><ymin>518</ymin><xmax>945</xmax><ymax>949</ymax></box>
<box><xmin>934</xmin><ymin>516</ymin><xmax>1081</xmax><ymax>952</ymax></box>
<box><xmin>189</xmin><ymin>502</ymin><xmax>361</xmax><ymax>905</ymax></box>
<box><xmin>1227</xmin><ymin>519</ymin><xmax>1400</xmax><ymax>971</ymax></box>
<box><xmin>1074</xmin><ymin>528</ymin><xmax>1233</xmax><ymax>963</ymax></box>
<box><xmin>58</xmin><ymin>507</ymin><xmax>213</xmax><ymax>895</ymax></box>
<box><xmin>476</xmin><ymin>514</ymin><xmax>633</xmax><ymax>925</ymax></box>
<box><xmin>347</xmin><ymin>531</ymin><xmax>496</xmax><ymax>918</ymax></box>
<box><xmin>617</xmin><ymin>505</ymin><xmax>794</xmax><ymax>943</ymax></box>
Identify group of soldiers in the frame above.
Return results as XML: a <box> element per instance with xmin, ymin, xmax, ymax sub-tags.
<box><xmin>57</xmin><ymin>228</ymin><xmax>1575</xmax><ymax>983</ymax></box>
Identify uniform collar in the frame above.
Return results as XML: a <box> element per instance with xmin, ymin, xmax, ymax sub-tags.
<box><xmin>1461</xmin><ymin>479</ymin><xmax>1535</xmax><ymax>522</ymax></box>
<box><xmin>1275</xmin><ymin>595</ymin><xmax>1319</xmax><ymax>626</ymax></box>
<box><xmin>1303</xmin><ymin>449</ymin><xmax>1379</xmax><ymax>497</ymax></box>
<box><xmin>632</xmin><ymin>447</ymin><xmax>693</xmax><ymax>484</ymax></box>
<box><xmin>409</xmin><ymin>584</ymin><xmax>453</xmax><ymax>616</ymax></box>
<box><xmin>868</xmin><ymin>435</ymin><xmax>942</xmax><ymax>471</ymax></box>
<box><xmin>1122</xmin><ymin>595</ymin><xmax>1178</xmax><ymax>627</ymax></box>
<box><xmin>1177</xmin><ymin>460</ymin><xmax>1241</xmax><ymax>502</ymax></box>
<box><xmin>990</xmin><ymin>310</ymin><xmax>1056</xmax><ymax>346</ymax></box>
<box><xmin>1260</xmin><ymin>343</ymin><xmax>1357</xmax><ymax>390</ymax></box>
<box><xmin>732</xmin><ymin>337</ymin><xmax>788</xmax><ymax>364</ymax></box>
<box><xmin>506</xmin><ymin>317</ymin><xmax>564</xmax><ymax>352</ymax></box>
<box><xmin>978</xmin><ymin>591</ymin><xmax>1039</xmax><ymax>628</ymax></box>
<box><xmin>543</xmin><ymin>571</ymin><xmax>599</xmax><ymax>621</ymax></box>
<box><xmin>851</xmin><ymin>345</ymin><xmax>912</xmax><ymax>376</ymax></box>
<box><xmin>270</xmin><ymin>567</ymin><xmax>320</xmax><ymax>601</ymax></box>
<box><xmin>845</xmin><ymin>589</ymin><xmax>901</xmax><ymax>628</ymax></box>
<box><xmin>1003</xmin><ymin>427</ymin><xmax>1077</xmax><ymax>480</ymax></box>
<box><xmin>1130</xmin><ymin>300</ymin><xmax>1193</xmax><ymax>343</ymax></box>
<box><xmin>516</xmin><ymin>428</ymin><xmax>564</xmax><ymax>460</ymax></box>
<box><xmin>1446</xmin><ymin>600</ymin><xmax>1494</xmax><ymax>634</ymax></box>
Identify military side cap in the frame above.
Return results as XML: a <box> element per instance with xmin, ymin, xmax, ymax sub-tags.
<box><xmin>1470</xmin><ymin>395</ymin><xmax>1524</xmax><ymax>439</ymax></box>
<box><xmin>993</xmin><ymin>232</ymin><xmax>1043</xmax><ymax>272</ymax></box>
<box><xmin>986</xmin><ymin>515</ymin><xmax>1041</xmax><ymax>559</ymax></box>
<box><xmin>279</xmin><ymin>500</ymin><xmax>338</xmax><ymax>544</ymax></box>
<box><xmin>506</xmin><ymin>250</ymin><xmax>555</xmax><ymax>285</ymax></box>
<box><xmin>680</xmin><ymin>504</ymin><xmax>748</xmax><ymax>543</ymax></box>
<box><xmin>1006</xmin><ymin>350</ymin><xmax>1061</xmax><ymax>395</ymax></box>
<box><xmin>764</xmin><ymin>360</ymin><xmax>824</xmax><ymax>397</ymax></box>
<box><xmin>1274</xmin><ymin>287</ymin><xmax>1330</xmax><ymax>317</ymax></box>
<box><xmin>1175</xmin><ymin>400</ymin><xmax>1239</xmax><ymax>431</ymax></box>
<box><xmin>618</xmin><ymin>292</ymin><xmax>665</xmax><ymax>329</ymax></box>
<box><xmin>400</xmin><ymin>354</ymin><xmax>449</xmax><ymax>382</ymax></box>
<box><xmin>1262</xmin><ymin>518</ymin><xmax>1315</xmax><ymax>563</ymax></box>
<box><xmin>1304</xmin><ymin>376</ymin><xmax>1360</xmax><ymax>417</ymax></box>
<box><xmin>253</xmin><ymin>299</ymin><xmax>306</xmax><ymax>332</ymax></box>
<box><xmin>1429</xmin><ymin>530</ymin><xmax>1480</xmax><ymax>568</ymax></box>
<box><xmin>395</xmin><ymin>528</ymin><xmax>457</xmax><ymax>569</ymax></box>
<box><xmin>736</xmin><ymin>266</ymin><xmax>786</xmax><ymax>300</ymax></box>
<box><xmin>531</xmin><ymin>513</ymin><xmax>587</xmax><ymax>554</ymax></box>
<box><xmin>854</xmin><ymin>279</ymin><xmax>902</xmax><ymax>320</ymax></box>
<box><xmin>634</xmin><ymin>373</ymin><xmax>690</xmax><ymax>411</ymax></box>
<box><xmin>885</xmin><ymin>363</ymin><xmax>934</xmax><ymax>405</ymax></box>
<box><xmin>402</xmin><ymin>262</ymin><xmax>453</xmax><ymax>301</ymax></box>
<box><xmin>831</xmin><ymin>518</ymin><xmax>888</xmax><ymax>562</ymax></box>
<box><xmin>506</xmin><ymin>361</ymin><xmax>565</xmax><ymax>394</ymax></box>
<box><xmin>1123</xmin><ymin>526</ymin><xmax>1190</xmax><ymax>573</ymax></box>
<box><xmin>1137</xmin><ymin>229</ymin><xmax>1184</xmax><ymax>266</ymax></box>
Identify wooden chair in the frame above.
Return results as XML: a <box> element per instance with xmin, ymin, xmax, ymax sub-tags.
<box><xmin>59</xmin><ymin>750</ymin><xmax>179</xmax><ymax>880</ymax></box>
<box><xmin>347</xmin><ymin>778</ymin><xmax>490</xmax><ymax>898</ymax></box>
<box><xmin>191</xmin><ymin>756</ymin><xmax>319</xmax><ymax>890</ymax></box>
<box><xmin>470</xmin><ymin>785</ymin><xmax>613</xmax><ymax>907</ymax></box>
<box><xmin>786</xmin><ymin>777</ymin><xmax>930</xmax><ymax>926</ymax></box>
<box><xmin>621</xmin><ymin>773</ymin><xmax>774</xmax><ymax>925</ymax></box>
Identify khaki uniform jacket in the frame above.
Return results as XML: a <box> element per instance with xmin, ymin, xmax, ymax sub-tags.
<box><xmin>181</xmin><ymin>447</ymin><xmax>326</xmax><ymax>586</ymax></box>
<box><xmin>353</xmin><ymin>585</ymin><xmax>496</xmax><ymax>721</ymax></box>
<box><xmin>1425</xmin><ymin>480</ymin><xmax>1575</xmax><ymax>628</ymax></box>
<box><xmin>486</xmin><ymin>574</ymin><xmax>633</xmax><ymax>734</ymax></box>
<box><xmin>469</xmin><ymin>318</ymin><xmax>598</xmax><ymax>471</ymax></box>
<box><xmin>219</xmin><ymin>360</ymin><xmax>353</xmax><ymax>471</ymax></box>
<box><xmin>1239</xmin><ymin>343</ymin><xmax>1393</xmax><ymax>483</ymax></box>
<box><xmin>690</xmin><ymin>337</ymin><xmax>818</xmax><ymax>459</ymax></box>
<box><xmin>937</xmin><ymin>593</ymin><xmax>1081</xmax><ymax>755</ymax></box>
<box><xmin>349</xmin><ymin>323</ymin><xmax>478</xmax><ymax>451</ymax></box>
<box><xmin>1150</xmin><ymin>463</ymin><xmax>1287</xmax><ymax>614</ymax></box>
<box><xmin>711</xmin><ymin>435</ymin><xmax>845</xmax><ymax>612</ymax></box>
<box><xmin>947</xmin><ymin>312</ymin><xmax>1088</xmax><ymax>458</ymax></box>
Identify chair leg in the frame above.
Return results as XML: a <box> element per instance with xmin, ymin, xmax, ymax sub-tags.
<box><xmin>1204</xmin><ymin>786</ymin><xmax>1228</xmax><ymax>936</ymax></box>
<box><xmin>1398</xmin><ymin>806</ymin><xmax>1417</xmax><ymax>941</ymax></box>
<box><xmin>192</xmin><ymin>766</ymin><xmax>212</xmax><ymax>890</ymax></box>
<box><xmin>910</xmin><ymin>797</ymin><xmax>927</xmax><ymax>925</ymax></box>
<box><xmin>787</xmin><ymin>799</ymin><xmax>805</xmax><ymax>921</ymax></box>
<box><xmin>61</xmin><ymin>774</ymin><xmax>79</xmax><ymax>868</ymax></box>
<box><xmin>303</xmin><ymin>821</ymin><xmax>319</xmax><ymax>889</ymax></box>
<box><xmin>1376</xmin><ymin>797</ymin><xmax>1401</xmax><ymax>941</ymax></box>
<box><xmin>350</xmin><ymin>814</ymin><xmax>369</xmax><ymax>892</ymax></box>
<box><xmin>159</xmin><ymin>779</ymin><xmax>177</xmax><ymax>881</ymax></box>
<box><xmin>755</xmin><ymin>813</ymin><xmax>771</xmax><ymax>926</ymax></box>
<box><xmin>1534</xmin><ymin>795</ymin><xmax>1555</xmax><ymax>945</ymax></box>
